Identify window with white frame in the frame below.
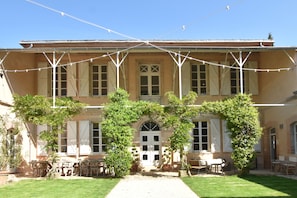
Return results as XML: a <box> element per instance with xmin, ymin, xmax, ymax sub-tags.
<box><xmin>51</xmin><ymin>66</ymin><xmax>67</xmax><ymax>96</ymax></box>
<box><xmin>92</xmin><ymin>123</ymin><xmax>107</xmax><ymax>153</ymax></box>
<box><xmin>91</xmin><ymin>65</ymin><xmax>108</xmax><ymax>96</ymax></box>
<box><xmin>140</xmin><ymin>64</ymin><xmax>160</xmax><ymax>96</ymax></box>
<box><xmin>60</xmin><ymin>128</ymin><xmax>67</xmax><ymax>153</ymax></box>
<box><xmin>291</xmin><ymin>122</ymin><xmax>297</xmax><ymax>154</ymax></box>
<box><xmin>192</xmin><ymin>121</ymin><xmax>208</xmax><ymax>151</ymax></box>
<box><xmin>191</xmin><ymin>64</ymin><xmax>208</xmax><ymax>95</ymax></box>
<box><xmin>230</xmin><ymin>67</ymin><xmax>247</xmax><ymax>94</ymax></box>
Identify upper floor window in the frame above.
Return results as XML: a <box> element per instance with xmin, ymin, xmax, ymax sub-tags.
<box><xmin>230</xmin><ymin>67</ymin><xmax>247</xmax><ymax>94</ymax></box>
<box><xmin>91</xmin><ymin>65</ymin><xmax>108</xmax><ymax>96</ymax></box>
<box><xmin>191</xmin><ymin>64</ymin><xmax>208</xmax><ymax>95</ymax></box>
<box><xmin>140</xmin><ymin>64</ymin><xmax>160</xmax><ymax>96</ymax></box>
<box><xmin>52</xmin><ymin>66</ymin><xmax>67</xmax><ymax>96</ymax></box>
<box><xmin>92</xmin><ymin>123</ymin><xmax>107</xmax><ymax>153</ymax></box>
<box><xmin>192</xmin><ymin>121</ymin><xmax>208</xmax><ymax>151</ymax></box>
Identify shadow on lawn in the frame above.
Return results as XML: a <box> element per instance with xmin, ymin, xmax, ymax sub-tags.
<box><xmin>237</xmin><ymin>175</ymin><xmax>297</xmax><ymax>198</ymax></box>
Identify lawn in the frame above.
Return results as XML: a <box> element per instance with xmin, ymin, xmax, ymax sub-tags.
<box><xmin>182</xmin><ymin>175</ymin><xmax>297</xmax><ymax>197</ymax></box>
<box><xmin>0</xmin><ymin>178</ymin><xmax>120</xmax><ymax>198</ymax></box>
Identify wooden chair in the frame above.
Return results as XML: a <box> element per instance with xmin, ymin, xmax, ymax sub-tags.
<box><xmin>79</xmin><ymin>160</ymin><xmax>90</xmax><ymax>176</ymax></box>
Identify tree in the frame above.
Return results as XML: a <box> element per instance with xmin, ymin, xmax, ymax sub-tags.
<box><xmin>164</xmin><ymin>91</ymin><xmax>199</xmax><ymax>171</ymax></box>
<box><xmin>101</xmin><ymin>89</ymin><xmax>148</xmax><ymax>177</ymax></box>
<box><xmin>200</xmin><ymin>94</ymin><xmax>262</xmax><ymax>176</ymax></box>
<box><xmin>13</xmin><ymin>95</ymin><xmax>84</xmax><ymax>160</ymax></box>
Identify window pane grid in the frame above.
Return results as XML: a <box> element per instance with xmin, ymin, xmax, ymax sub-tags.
<box><xmin>92</xmin><ymin>65</ymin><xmax>108</xmax><ymax>96</ymax></box>
<box><xmin>191</xmin><ymin>64</ymin><xmax>207</xmax><ymax>95</ymax></box>
<box><xmin>140</xmin><ymin>64</ymin><xmax>160</xmax><ymax>96</ymax></box>
<box><xmin>192</xmin><ymin>121</ymin><xmax>208</xmax><ymax>151</ymax></box>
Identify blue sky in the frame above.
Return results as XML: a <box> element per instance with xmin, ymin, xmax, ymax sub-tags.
<box><xmin>1</xmin><ymin>0</ymin><xmax>296</xmax><ymax>48</ymax></box>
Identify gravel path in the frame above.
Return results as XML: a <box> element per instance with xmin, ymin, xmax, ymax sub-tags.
<box><xmin>106</xmin><ymin>173</ymin><xmax>199</xmax><ymax>198</ymax></box>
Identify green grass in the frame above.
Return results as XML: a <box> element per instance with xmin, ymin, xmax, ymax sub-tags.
<box><xmin>0</xmin><ymin>178</ymin><xmax>120</xmax><ymax>198</ymax></box>
<box><xmin>182</xmin><ymin>175</ymin><xmax>297</xmax><ymax>197</ymax></box>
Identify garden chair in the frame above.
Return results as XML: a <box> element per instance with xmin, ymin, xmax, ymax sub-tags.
<box><xmin>79</xmin><ymin>160</ymin><xmax>90</xmax><ymax>176</ymax></box>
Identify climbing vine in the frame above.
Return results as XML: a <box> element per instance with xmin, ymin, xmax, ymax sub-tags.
<box><xmin>13</xmin><ymin>95</ymin><xmax>85</xmax><ymax>160</ymax></box>
<box><xmin>200</xmin><ymin>94</ymin><xmax>262</xmax><ymax>176</ymax></box>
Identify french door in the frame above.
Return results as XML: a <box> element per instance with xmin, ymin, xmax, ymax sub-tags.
<box><xmin>140</xmin><ymin>131</ymin><xmax>161</xmax><ymax>167</ymax></box>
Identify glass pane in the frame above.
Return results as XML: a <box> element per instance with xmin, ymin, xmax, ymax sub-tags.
<box><xmin>194</xmin><ymin>144</ymin><xmax>199</xmax><ymax>150</ymax></box>
<box><xmin>194</xmin><ymin>137</ymin><xmax>199</xmax><ymax>142</ymax></box>
<box><xmin>202</xmin><ymin>136</ymin><xmax>208</xmax><ymax>142</ymax></box>
<box><xmin>141</xmin><ymin>87</ymin><xmax>148</xmax><ymax>95</ymax></box>
<box><xmin>202</xmin><ymin>122</ymin><xmax>207</xmax><ymax>127</ymax></box>
<box><xmin>192</xmin><ymin>73</ymin><xmax>197</xmax><ymax>79</ymax></box>
<box><xmin>101</xmin><ymin>73</ymin><xmax>107</xmax><ymax>80</ymax></box>
<box><xmin>154</xmin><ymin>155</ymin><xmax>159</xmax><ymax>160</ymax></box>
<box><xmin>93</xmin><ymin>66</ymin><xmax>98</xmax><ymax>72</ymax></box>
<box><xmin>142</xmin><ymin>136</ymin><xmax>148</xmax><ymax>142</ymax></box>
<box><xmin>102</xmin><ymin>81</ymin><xmax>107</xmax><ymax>87</ymax></box>
<box><xmin>200</xmin><ymin>65</ymin><xmax>205</xmax><ymax>71</ymax></box>
<box><xmin>93</xmin><ymin>138</ymin><xmax>99</xmax><ymax>144</ymax></box>
<box><xmin>143</xmin><ymin>154</ymin><xmax>148</xmax><ymax>160</ymax></box>
<box><xmin>202</xmin><ymin>144</ymin><xmax>208</xmax><ymax>150</ymax></box>
<box><xmin>152</xmin><ymin>76</ymin><xmax>159</xmax><ymax>85</ymax></box>
<box><xmin>93</xmin><ymin>146</ymin><xmax>99</xmax><ymax>152</ymax></box>
<box><xmin>101</xmin><ymin>66</ymin><xmax>107</xmax><ymax>72</ymax></box>
<box><xmin>93</xmin><ymin>89</ymin><xmax>98</xmax><ymax>95</ymax></box>
<box><xmin>191</xmin><ymin>65</ymin><xmax>197</xmax><ymax>72</ymax></box>
<box><xmin>193</xmin><ymin>129</ymin><xmax>199</xmax><ymax>135</ymax></box>
<box><xmin>143</xmin><ymin>145</ymin><xmax>148</xmax><ymax>151</ymax></box>
<box><xmin>154</xmin><ymin>145</ymin><xmax>159</xmax><ymax>151</ymax></box>
<box><xmin>202</xmin><ymin>129</ymin><xmax>207</xmax><ymax>135</ymax></box>
<box><xmin>200</xmin><ymin>73</ymin><xmax>206</xmax><ymax>79</ymax></box>
<box><xmin>154</xmin><ymin>136</ymin><xmax>159</xmax><ymax>141</ymax></box>
<box><xmin>152</xmin><ymin>86</ymin><xmax>159</xmax><ymax>95</ymax></box>
<box><xmin>93</xmin><ymin>74</ymin><xmax>98</xmax><ymax>80</ymax></box>
<box><xmin>102</xmin><ymin>89</ymin><xmax>107</xmax><ymax>95</ymax></box>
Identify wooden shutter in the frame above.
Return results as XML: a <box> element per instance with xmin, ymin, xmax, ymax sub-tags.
<box><xmin>222</xmin><ymin>121</ymin><xmax>233</xmax><ymax>152</ymax></box>
<box><xmin>37</xmin><ymin>62</ymin><xmax>49</xmax><ymax>96</ymax></box>
<box><xmin>37</xmin><ymin>125</ymin><xmax>48</xmax><ymax>156</ymax></box>
<box><xmin>181</xmin><ymin>61</ymin><xmax>191</xmax><ymax>96</ymax></box>
<box><xmin>78</xmin><ymin>62</ymin><xmax>89</xmax><ymax>96</ymax></box>
<box><xmin>79</xmin><ymin>120</ymin><xmax>91</xmax><ymax>155</ymax></box>
<box><xmin>220</xmin><ymin>61</ymin><xmax>230</xmax><ymax>95</ymax></box>
<box><xmin>67</xmin><ymin>64</ymin><xmax>77</xmax><ymax>97</ymax></box>
<box><xmin>210</xmin><ymin>119</ymin><xmax>221</xmax><ymax>152</ymax></box>
<box><xmin>248</xmin><ymin>61</ymin><xmax>259</xmax><ymax>95</ymax></box>
<box><xmin>67</xmin><ymin>121</ymin><xmax>77</xmax><ymax>155</ymax></box>
<box><xmin>108</xmin><ymin>61</ymin><xmax>117</xmax><ymax>93</ymax></box>
<box><xmin>209</xmin><ymin>62</ymin><xmax>219</xmax><ymax>95</ymax></box>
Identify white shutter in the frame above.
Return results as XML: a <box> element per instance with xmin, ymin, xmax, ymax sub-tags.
<box><xmin>37</xmin><ymin>125</ymin><xmax>48</xmax><ymax>156</ymax></box>
<box><xmin>210</xmin><ymin>119</ymin><xmax>221</xmax><ymax>152</ymax></box>
<box><xmin>181</xmin><ymin>61</ymin><xmax>191</xmax><ymax>96</ymax></box>
<box><xmin>67</xmin><ymin>64</ymin><xmax>77</xmax><ymax>97</ymax></box>
<box><xmin>108</xmin><ymin>61</ymin><xmax>117</xmax><ymax>93</ymax></box>
<box><xmin>78</xmin><ymin>62</ymin><xmax>89</xmax><ymax>96</ymax></box>
<box><xmin>222</xmin><ymin>121</ymin><xmax>233</xmax><ymax>152</ymax></box>
<box><xmin>220</xmin><ymin>61</ymin><xmax>230</xmax><ymax>95</ymax></box>
<box><xmin>37</xmin><ymin>62</ymin><xmax>49</xmax><ymax>96</ymax></box>
<box><xmin>248</xmin><ymin>61</ymin><xmax>259</xmax><ymax>95</ymax></box>
<box><xmin>79</xmin><ymin>120</ymin><xmax>91</xmax><ymax>155</ymax></box>
<box><xmin>209</xmin><ymin>62</ymin><xmax>219</xmax><ymax>95</ymax></box>
<box><xmin>67</xmin><ymin>121</ymin><xmax>77</xmax><ymax>155</ymax></box>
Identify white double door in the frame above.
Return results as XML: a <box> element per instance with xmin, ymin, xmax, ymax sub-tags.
<box><xmin>140</xmin><ymin>131</ymin><xmax>161</xmax><ymax>167</ymax></box>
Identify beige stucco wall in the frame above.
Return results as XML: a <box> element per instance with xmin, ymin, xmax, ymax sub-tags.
<box><xmin>1</xmin><ymin>48</ymin><xmax>297</xmax><ymax>170</ymax></box>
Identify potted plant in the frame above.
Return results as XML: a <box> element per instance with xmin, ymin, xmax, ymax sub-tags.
<box><xmin>0</xmin><ymin>116</ymin><xmax>23</xmax><ymax>173</ymax></box>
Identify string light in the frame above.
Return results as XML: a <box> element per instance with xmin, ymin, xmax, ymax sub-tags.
<box><xmin>1</xmin><ymin>0</ymin><xmax>288</xmax><ymax>74</ymax></box>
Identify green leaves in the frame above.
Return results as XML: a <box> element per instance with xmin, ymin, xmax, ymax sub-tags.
<box><xmin>201</xmin><ymin>94</ymin><xmax>262</xmax><ymax>175</ymax></box>
<box><xmin>12</xmin><ymin>94</ymin><xmax>85</xmax><ymax>155</ymax></box>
